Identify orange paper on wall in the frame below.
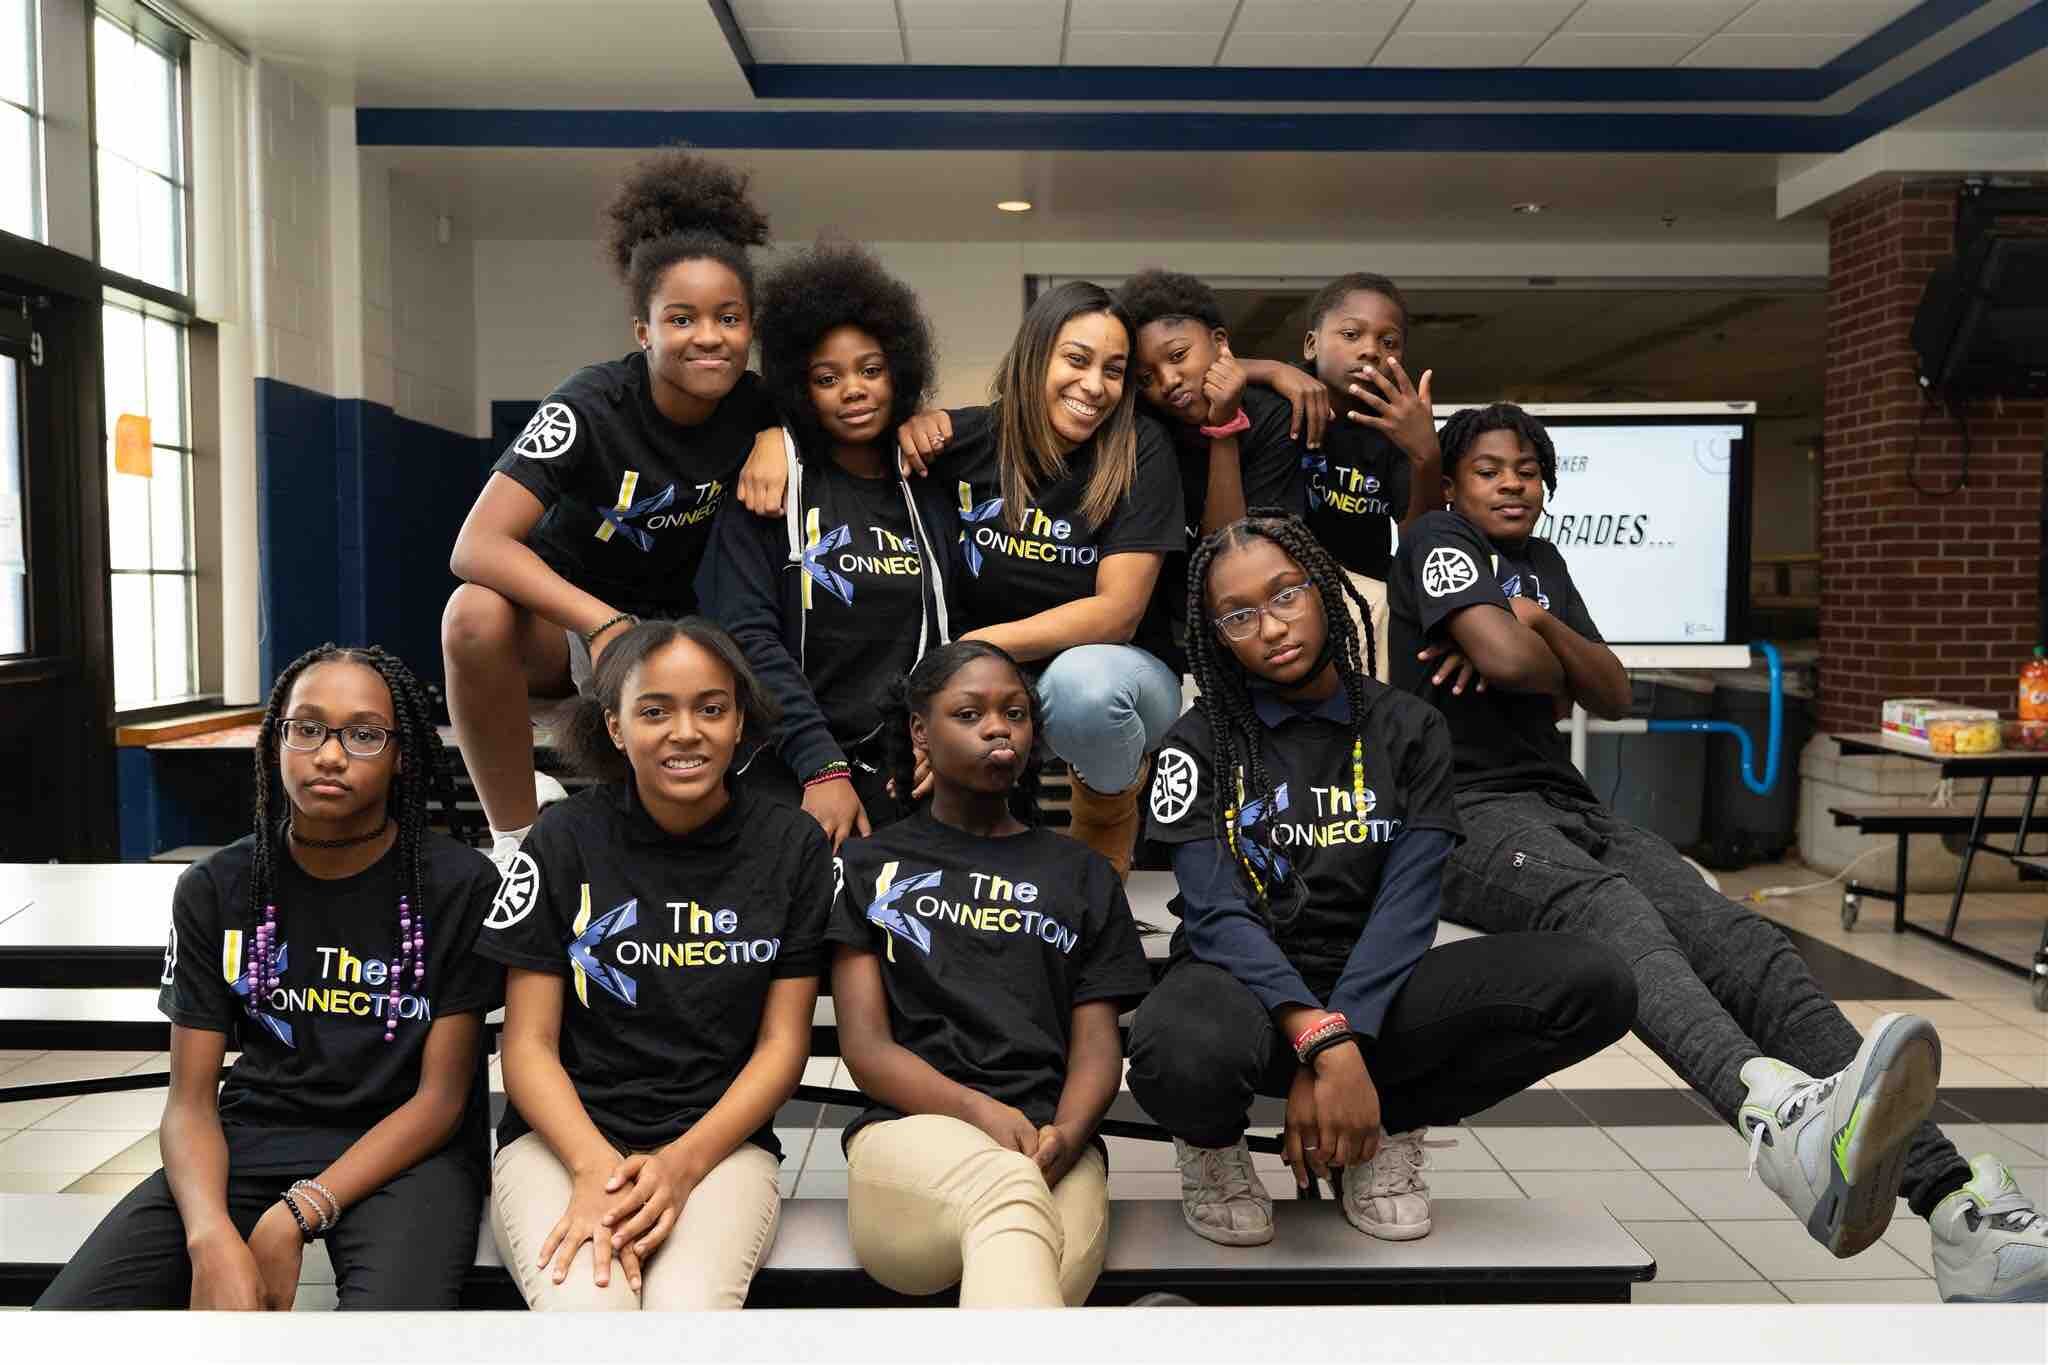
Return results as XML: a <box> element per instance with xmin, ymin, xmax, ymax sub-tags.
<box><xmin>114</xmin><ymin>413</ymin><xmax>153</xmax><ymax>478</ymax></box>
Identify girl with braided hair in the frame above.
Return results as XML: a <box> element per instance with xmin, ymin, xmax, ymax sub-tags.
<box><xmin>830</xmin><ymin>641</ymin><xmax>1150</xmax><ymax>1306</ymax></box>
<box><xmin>1126</xmin><ymin>513</ymin><xmax>1632</xmax><ymax>1250</ymax></box>
<box><xmin>40</xmin><ymin>646</ymin><xmax>504</xmax><ymax>1311</ymax></box>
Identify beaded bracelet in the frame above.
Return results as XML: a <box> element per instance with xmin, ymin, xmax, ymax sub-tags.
<box><xmin>1291</xmin><ymin>1011</ymin><xmax>1350</xmax><ymax>1063</ymax></box>
<box><xmin>803</xmin><ymin>761</ymin><xmax>852</xmax><ymax>790</ymax></box>
<box><xmin>580</xmin><ymin>611</ymin><xmax>638</xmax><ymax>648</ymax></box>
<box><xmin>293</xmin><ymin>1178</ymin><xmax>341</xmax><ymax>1231</ymax></box>
<box><xmin>1301</xmin><ymin>1031</ymin><xmax>1356</xmax><ymax>1068</ymax></box>
<box><xmin>279</xmin><ymin>1188</ymin><xmax>314</xmax><ymax>1242</ymax></box>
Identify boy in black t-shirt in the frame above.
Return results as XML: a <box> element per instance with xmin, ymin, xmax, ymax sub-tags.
<box><xmin>1293</xmin><ymin>273</ymin><xmax>1445</xmax><ymax>679</ymax></box>
<box><xmin>1391</xmin><ymin>406</ymin><xmax>2048</xmax><ymax>1299</ymax></box>
<box><xmin>477</xmin><ymin>619</ymin><xmax>831</xmax><ymax>1311</ymax></box>
<box><xmin>1128</xmin><ymin>514</ymin><xmax>1631</xmax><ymax>1248</ymax></box>
<box><xmin>39</xmin><ymin>648</ymin><xmax>502</xmax><ymax>1311</ymax></box>
<box><xmin>830</xmin><ymin>642</ymin><xmax>1151</xmax><ymax>1308</ymax></box>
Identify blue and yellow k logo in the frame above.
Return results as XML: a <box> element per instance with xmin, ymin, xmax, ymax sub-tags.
<box><xmin>568</xmin><ymin>884</ymin><xmax>639</xmax><ymax>1007</ymax></box>
<box><xmin>866</xmin><ymin>860</ymin><xmax>940</xmax><ymax>961</ymax></box>
<box><xmin>801</xmin><ymin>507</ymin><xmax>855</xmax><ymax>608</ymax></box>
<box><xmin>957</xmin><ymin>482</ymin><xmax>1003</xmax><ymax>576</ymax></box>
<box><xmin>594</xmin><ymin>471</ymin><xmax>676</xmax><ymax>552</ymax></box>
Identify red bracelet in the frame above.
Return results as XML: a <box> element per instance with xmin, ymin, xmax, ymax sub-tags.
<box><xmin>1291</xmin><ymin>1010</ymin><xmax>1347</xmax><ymax>1053</ymax></box>
<box><xmin>1199</xmin><ymin>408</ymin><xmax>1251</xmax><ymax>439</ymax></box>
<box><xmin>803</xmin><ymin>768</ymin><xmax>851</xmax><ymax>790</ymax></box>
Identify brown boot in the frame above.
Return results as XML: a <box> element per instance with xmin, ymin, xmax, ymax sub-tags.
<box><xmin>1065</xmin><ymin>757</ymin><xmax>1150</xmax><ymax>878</ymax></box>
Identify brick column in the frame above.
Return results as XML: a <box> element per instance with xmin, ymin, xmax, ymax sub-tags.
<box><xmin>1819</xmin><ymin>182</ymin><xmax>2047</xmax><ymax>734</ymax></box>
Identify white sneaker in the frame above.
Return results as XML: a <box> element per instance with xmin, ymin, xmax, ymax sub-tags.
<box><xmin>1739</xmin><ymin>1011</ymin><xmax>1940</xmax><ymax>1258</ymax></box>
<box><xmin>1931</xmin><ymin>1154</ymin><xmax>2048</xmax><ymax>1303</ymax></box>
<box><xmin>488</xmin><ymin>831</ymin><xmax>526</xmax><ymax>877</ymax></box>
<box><xmin>535</xmin><ymin>772</ymin><xmax>569</xmax><ymax>808</ymax></box>
<box><xmin>1342</xmin><ymin>1128</ymin><xmax>1438</xmax><ymax>1241</ymax></box>
<box><xmin>1173</xmin><ymin>1138</ymin><xmax>1273</xmax><ymax>1246</ymax></box>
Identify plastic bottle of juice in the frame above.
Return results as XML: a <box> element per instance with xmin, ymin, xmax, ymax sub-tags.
<box><xmin>2021</xmin><ymin>646</ymin><xmax>2048</xmax><ymax>721</ymax></box>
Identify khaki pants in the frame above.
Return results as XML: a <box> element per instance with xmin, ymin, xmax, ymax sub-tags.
<box><xmin>488</xmin><ymin>1131</ymin><xmax>781</xmax><ymax>1311</ymax></box>
<box><xmin>1341</xmin><ymin>571</ymin><xmax>1391</xmax><ymax>683</ymax></box>
<box><xmin>846</xmin><ymin>1114</ymin><xmax>1109</xmax><ymax>1308</ymax></box>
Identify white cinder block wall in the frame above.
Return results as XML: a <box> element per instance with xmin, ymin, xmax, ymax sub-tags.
<box><xmin>248</xmin><ymin>61</ymin><xmax>333</xmax><ymax>395</ymax></box>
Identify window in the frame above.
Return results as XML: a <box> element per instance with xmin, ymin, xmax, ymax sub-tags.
<box><xmin>93</xmin><ymin>12</ymin><xmax>184</xmax><ymax>292</ymax></box>
<box><xmin>103</xmin><ymin>300</ymin><xmax>195</xmax><ymax>707</ymax></box>
<box><xmin>0</xmin><ymin>0</ymin><xmax>37</xmax><ymax>240</ymax></box>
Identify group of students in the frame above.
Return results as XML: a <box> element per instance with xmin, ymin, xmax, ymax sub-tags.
<box><xmin>35</xmin><ymin>153</ymin><xmax>2047</xmax><ymax>1313</ymax></box>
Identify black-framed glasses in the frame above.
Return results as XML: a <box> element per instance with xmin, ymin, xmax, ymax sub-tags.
<box><xmin>1212</xmin><ymin>583</ymin><xmax>1315</xmax><ymax>642</ymax></box>
<box><xmin>277</xmin><ymin>718</ymin><xmax>393</xmax><ymax>758</ymax></box>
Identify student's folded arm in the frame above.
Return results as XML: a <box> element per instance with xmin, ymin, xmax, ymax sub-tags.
<box><xmin>498</xmin><ymin>968</ymin><xmax>621</xmax><ymax>1176</ymax></box>
<box><xmin>696</xmin><ymin>501</ymin><xmax>845</xmax><ymax>780</ymax></box>
<box><xmin>1530</xmin><ymin>607</ymin><xmax>1632</xmax><ymax>721</ymax></box>
<box><xmin>966</xmin><ymin>551</ymin><xmax>1162</xmax><ymax>662</ymax></box>
<box><xmin>1173</xmin><ymin>839</ymin><xmax>1322</xmax><ymax>1015</ymax></box>
<box><xmin>449</xmin><ymin>473</ymin><xmax>622</xmax><ymax>638</ymax></box>
<box><xmin>1441</xmin><ymin>601</ymin><xmax>1566</xmax><ymax>695</ymax></box>
<box><xmin>831</xmin><ymin>945</ymin><xmax>996</xmax><ymax>1126</ymax></box>
<box><xmin>1327</xmin><ymin>829</ymin><xmax>1454</xmax><ymax>1041</ymax></box>
<box><xmin>1049</xmin><ymin>999</ymin><xmax>1124</xmax><ymax>1138</ymax></box>
<box><xmin>1200</xmin><ymin>435</ymin><xmax>1249</xmax><ymax>537</ymax></box>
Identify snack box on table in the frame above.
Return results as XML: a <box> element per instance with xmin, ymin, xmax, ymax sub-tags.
<box><xmin>1881</xmin><ymin>699</ymin><xmax>2003</xmax><ymax>754</ymax></box>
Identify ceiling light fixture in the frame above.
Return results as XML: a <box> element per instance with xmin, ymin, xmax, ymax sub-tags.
<box><xmin>1511</xmin><ymin>201</ymin><xmax>1546</xmax><ymax>215</ymax></box>
<box><xmin>996</xmin><ymin>199</ymin><xmax>1033</xmax><ymax>212</ymax></box>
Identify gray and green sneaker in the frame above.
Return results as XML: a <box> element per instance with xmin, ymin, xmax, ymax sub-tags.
<box><xmin>1738</xmin><ymin>1012</ymin><xmax>1941</xmax><ymax>1258</ymax></box>
<box><xmin>1931</xmin><ymin>1154</ymin><xmax>2048</xmax><ymax>1303</ymax></box>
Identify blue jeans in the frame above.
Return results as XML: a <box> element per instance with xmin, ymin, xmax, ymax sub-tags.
<box><xmin>1036</xmin><ymin>644</ymin><xmax>1183</xmax><ymax>792</ymax></box>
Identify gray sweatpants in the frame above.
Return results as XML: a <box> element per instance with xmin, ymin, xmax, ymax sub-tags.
<box><xmin>1441</xmin><ymin>788</ymin><xmax>1970</xmax><ymax>1218</ymax></box>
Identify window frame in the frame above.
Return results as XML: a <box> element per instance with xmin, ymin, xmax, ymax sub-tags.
<box><xmin>1</xmin><ymin>0</ymin><xmax>43</xmax><ymax>242</ymax></box>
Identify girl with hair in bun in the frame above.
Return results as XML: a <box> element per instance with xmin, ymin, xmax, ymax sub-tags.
<box><xmin>444</xmin><ymin>152</ymin><xmax>786</xmax><ymax>871</ymax></box>
<box><xmin>699</xmin><ymin>242</ymin><xmax>954</xmax><ymax>849</ymax></box>
<box><xmin>477</xmin><ymin>618</ymin><xmax>831</xmax><ymax>1311</ymax></box>
<box><xmin>891</xmin><ymin>283</ymin><xmax>1186</xmax><ymax>877</ymax></box>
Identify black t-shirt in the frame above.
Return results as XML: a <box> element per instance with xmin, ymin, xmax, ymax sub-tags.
<box><xmin>942</xmin><ymin>405</ymin><xmax>1185</xmax><ymax>665</ymax></box>
<box><xmin>475</xmin><ymin>784</ymin><xmax>832</xmax><ymax>1157</ymax></box>
<box><xmin>787</xmin><ymin>459</ymin><xmax>935</xmax><ymax>746</ymax></box>
<box><xmin>1301</xmin><ymin>419</ymin><xmax>1410</xmax><ymax>580</ymax></box>
<box><xmin>1387</xmin><ymin>509</ymin><xmax>1603</xmax><ymax>801</ymax></box>
<box><xmin>826</xmin><ymin>811</ymin><xmax>1153</xmax><ymax>1146</ymax></box>
<box><xmin>490</xmin><ymin>354</ymin><xmax>777</xmax><ymax>619</ymax></box>
<box><xmin>157</xmin><ymin>830</ymin><xmax>503</xmax><ymax>1174</ymax></box>
<box><xmin>1145</xmin><ymin>686</ymin><xmax>1462</xmax><ymax>985</ymax></box>
<box><xmin>1166</xmin><ymin>386</ymin><xmax>1307</xmax><ymax>537</ymax></box>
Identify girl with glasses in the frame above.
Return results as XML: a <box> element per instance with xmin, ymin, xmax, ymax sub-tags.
<box><xmin>1125</xmin><ymin>514</ymin><xmax>1632</xmax><ymax>1249</ymax></box>
<box><xmin>39</xmin><ymin>646</ymin><xmax>505</xmax><ymax>1310</ymax></box>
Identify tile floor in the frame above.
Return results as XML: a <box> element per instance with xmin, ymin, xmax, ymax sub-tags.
<box><xmin>2</xmin><ymin>861</ymin><xmax>2042</xmax><ymax>1306</ymax></box>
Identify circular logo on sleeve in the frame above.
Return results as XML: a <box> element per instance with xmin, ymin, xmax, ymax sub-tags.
<box><xmin>1150</xmin><ymin>747</ymin><xmax>1199</xmax><ymax>825</ymax></box>
<box><xmin>511</xmin><ymin>402</ymin><xmax>578</xmax><ymax>460</ymax></box>
<box><xmin>486</xmin><ymin>852</ymin><xmax>541</xmax><ymax>929</ymax></box>
<box><xmin>1421</xmin><ymin>546</ymin><xmax>1479</xmax><ymax>598</ymax></box>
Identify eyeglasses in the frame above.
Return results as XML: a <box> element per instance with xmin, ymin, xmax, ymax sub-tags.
<box><xmin>277</xmin><ymin>719</ymin><xmax>393</xmax><ymax>758</ymax></box>
<box><xmin>1212</xmin><ymin>583</ymin><xmax>1316</xmax><ymax>642</ymax></box>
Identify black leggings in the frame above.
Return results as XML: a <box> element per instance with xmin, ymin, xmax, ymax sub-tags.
<box><xmin>1126</xmin><ymin>933</ymin><xmax>1636</xmax><ymax>1149</ymax></box>
<box><xmin>34</xmin><ymin>1147</ymin><xmax>484</xmax><ymax>1310</ymax></box>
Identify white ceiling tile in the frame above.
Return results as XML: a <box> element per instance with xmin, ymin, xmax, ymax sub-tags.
<box><xmin>1724</xmin><ymin>0</ymin><xmax>1918</xmax><ymax>37</ymax></box>
<box><xmin>1560</xmin><ymin>1</ymin><xmax>1751</xmax><ymax>37</ymax></box>
<box><xmin>1397</xmin><ymin>0</ymin><xmax>1582</xmax><ymax>34</ymax></box>
<box><xmin>1681</xmin><ymin>32</ymin><xmax>1866</xmax><ymax>66</ymax></box>
<box><xmin>733</xmin><ymin>0</ymin><xmax>898</xmax><ymax>31</ymax></box>
<box><xmin>1528</xmin><ymin>32</ymin><xmax>1704</xmax><ymax>65</ymax></box>
<box><xmin>1234</xmin><ymin>0</ymin><xmax>1406</xmax><ymax>36</ymax></box>
<box><xmin>1374</xmin><ymin>32</ymin><xmax>1548</xmax><ymax>66</ymax></box>
<box><xmin>899</xmin><ymin>0</ymin><xmax>1068</xmax><ymax>30</ymax></box>
<box><xmin>1063</xmin><ymin>30</ymin><xmax>1231</xmax><ymax>64</ymax></box>
<box><xmin>1219</xmin><ymin>31</ymin><xmax>1390</xmax><ymax>65</ymax></box>
<box><xmin>908</xmin><ymin>28</ymin><xmax>1065</xmax><ymax>64</ymax></box>
<box><xmin>1068</xmin><ymin>0</ymin><xmax>1241</xmax><ymax>34</ymax></box>
<box><xmin>743</xmin><ymin>28</ymin><xmax>906</xmax><ymax>63</ymax></box>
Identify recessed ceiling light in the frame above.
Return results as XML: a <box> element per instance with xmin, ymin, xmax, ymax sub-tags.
<box><xmin>996</xmin><ymin>199</ymin><xmax>1033</xmax><ymax>213</ymax></box>
<box><xmin>1511</xmin><ymin>201</ymin><xmax>1547</xmax><ymax>215</ymax></box>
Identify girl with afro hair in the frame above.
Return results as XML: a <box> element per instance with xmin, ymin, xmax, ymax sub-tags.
<box><xmin>698</xmin><ymin>242</ymin><xmax>954</xmax><ymax>848</ymax></box>
<box><xmin>443</xmin><ymin>151</ymin><xmax>789</xmax><ymax>873</ymax></box>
